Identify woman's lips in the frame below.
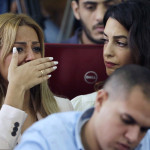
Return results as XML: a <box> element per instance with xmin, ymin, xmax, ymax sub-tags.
<box><xmin>105</xmin><ymin>61</ymin><xmax>117</xmax><ymax>68</ymax></box>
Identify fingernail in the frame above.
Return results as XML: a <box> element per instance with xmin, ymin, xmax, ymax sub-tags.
<box><xmin>49</xmin><ymin>57</ymin><xmax>53</xmax><ymax>60</ymax></box>
<box><xmin>53</xmin><ymin>66</ymin><xmax>57</xmax><ymax>70</ymax></box>
<box><xmin>54</xmin><ymin>61</ymin><xmax>58</xmax><ymax>65</ymax></box>
<box><xmin>13</xmin><ymin>47</ymin><xmax>17</xmax><ymax>53</ymax></box>
<box><xmin>48</xmin><ymin>75</ymin><xmax>52</xmax><ymax>78</ymax></box>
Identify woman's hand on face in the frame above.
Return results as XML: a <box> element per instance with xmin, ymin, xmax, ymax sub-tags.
<box><xmin>8</xmin><ymin>47</ymin><xmax>58</xmax><ymax>91</ymax></box>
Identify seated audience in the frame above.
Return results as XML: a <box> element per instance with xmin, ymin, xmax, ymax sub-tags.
<box><xmin>71</xmin><ymin>0</ymin><xmax>150</xmax><ymax>111</ymax></box>
<box><xmin>15</xmin><ymin>64</ymin><xmax>150</xmax><ymax>150</ymax></box>
<box><xmin>0</xmin><ymin>13</ymin><xmax>73</xmax><ymax>150</ymax></box>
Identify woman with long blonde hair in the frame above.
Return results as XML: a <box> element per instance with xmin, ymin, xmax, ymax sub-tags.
<box><xmin>0</xmin><ymin>13</ymin><xmax>73</xmax><ymax>149</ymax></box>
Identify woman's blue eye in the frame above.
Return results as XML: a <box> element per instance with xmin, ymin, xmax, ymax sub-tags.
<box><xmin>33</xmin><ymin>47</ymin><xmax>41</xmax><ymax>53</ymax></box>
<box><xmin>16</xmin><ymin>47</ymin><xmax>23</xmax><ymax>53</ymax></box>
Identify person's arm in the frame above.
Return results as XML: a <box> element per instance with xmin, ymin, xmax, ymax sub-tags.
<box><xmin>4</xmin><ymin>47</ymin><xmax>57</xmax><ymax>110</ymax></box>
<box><xmin>0</xmin><ymin>105</ymin><xmax>27</xmax><ymax>149</ymax></box>
<box><xmin>0</xmin><ymin>48</ymin><xmax>57</xmax><ymax>149</ymax></box>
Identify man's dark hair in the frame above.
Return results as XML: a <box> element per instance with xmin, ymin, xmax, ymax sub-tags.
<box><xmin>104</xmin><ymin>64</ymin><xmax>150</xmax><ymax>100</ymax></box>
<box><xmin>103</xmin><ymin>0</ymin><xmax>150</xmax><ymax>70</ymax></box>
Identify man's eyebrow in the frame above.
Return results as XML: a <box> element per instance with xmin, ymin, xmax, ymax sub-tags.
<box><xmin>83</xmin><ymin>1</ymin><xmax>97</xmax><ymax>5</ymax></box>
<box><xmin>103</xmin><ymin>32</ymin><xmax>127</xmax><ymax>40</ymax></box>
<box><xmin>125</xmin><ymin>114</ymin><xmax>150</xmax><ymax>130</ymax></box>
<box><xmin>124</xmin><ymin>114</ymin><xmax>137</xmax><ymax>123</ymax></box>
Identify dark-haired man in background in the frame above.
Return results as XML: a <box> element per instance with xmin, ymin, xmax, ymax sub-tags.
<box><xmin>63</xmin><ymin>0</ymin><xmax>122</xmax><ymax>44</ymax></box>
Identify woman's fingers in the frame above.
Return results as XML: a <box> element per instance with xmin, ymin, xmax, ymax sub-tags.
<box><xmin>30</xmin><ymin>57</ymin><xmax>54</xmax><ymax>66</ymax></box>
<box><xmin>38</xmin><ymin>66</ymin><xmax>57</xmax><ymax>77</ymax></box>
<box><xmin>8</xmin><ymin>55</ymin><xmax>58</xmax><ymax>90</ymax></box>
<box><xmin>37</xmin><ymin>61</ymin><xmax>58</xmax><ymax>71</ymax></box>
<box><xmin>32</xmin><ymin>74</ymin><xmax>52</xmax><ymax>86</ymax></box>
<box><xmin>9</xmin><ymin>47</ymin><xmax>18</xmax><ymax>69</ymax></box>
<box><xmin>8</xmin><ymin>47</ymin><xmax>18</xmax><ymax>81</ymax></box>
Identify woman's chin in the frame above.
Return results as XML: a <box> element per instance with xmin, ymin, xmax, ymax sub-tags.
<box><xmin>106</xmin><ymin>68</ymin><xmax>115</xmax><ymax>76</ymax></box>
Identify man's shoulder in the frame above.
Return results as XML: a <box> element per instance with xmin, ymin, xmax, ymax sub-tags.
<box><xmin>16</xmin><ymin>111</ymin><xmax>82</xmax><ymax>150</ymax></box>
<box><xmin>61</xmin><ymin>28</ymin><xmax>82</xmax><ymax>44</ymax></box>
<box><xmin>31</xmin><ymin>111</ymin><xmax>82</xmax><ymax>132</ymax></box>
<box><xmin>62</xmin><ymin>35</ymin><xmax>79</xmax><ymax>44</ymax></box>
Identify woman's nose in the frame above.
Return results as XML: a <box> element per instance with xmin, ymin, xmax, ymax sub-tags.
<box><xmin>25</xmin><ymin>50</ymin><xmax>36</xmax><ymax>62</ymax></box>
<box><xmin>103</xmin><ymin>42</ymin><xmax>115</xmax><ymax>59</ymax></box>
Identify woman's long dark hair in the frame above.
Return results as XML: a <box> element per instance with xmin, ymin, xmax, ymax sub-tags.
<box><xmin>103</xmin><ymin>0</ymin><xmax>150</xmax><ymax>69</ymax></box>
<box><xmin>95</xmin><ymin>0</ymin><xmax>150</xmax><ymax>91</ymax></box>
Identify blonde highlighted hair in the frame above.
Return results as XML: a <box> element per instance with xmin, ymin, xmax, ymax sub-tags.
<box><xmin>0</xmin><ymin>13</ymin><xmax>59</xmax><ymax>116</ymax></box>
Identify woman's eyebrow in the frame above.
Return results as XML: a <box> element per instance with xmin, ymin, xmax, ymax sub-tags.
<box><xmin>103</xmin><ymin>32</ymin><xmax>127</xmax><ymax>39</ymax></box>
<box><xmin>14</xmin><ymin>42</ymin><xmax>26</xmax><ymax>45</ymax></box>
<box><xmin>32</xmin><ymin>41</ymin><xmax>40</xmax><ymax>45</ymax></box>
<box><xmin>14</xmin><ymin>41</ymin><xmax>40</xmax><ymax>45</ymax></box>
<box><xmin>113</xmin><ymin>35</ymin><xmax>127</xmax><ymax>40</ymax></box>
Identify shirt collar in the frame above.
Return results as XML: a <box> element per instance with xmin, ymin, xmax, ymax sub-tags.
<box><xmin>75</xmin><ymin>107</ymin><xmax>94</xmax><ymax>150</ymax></box>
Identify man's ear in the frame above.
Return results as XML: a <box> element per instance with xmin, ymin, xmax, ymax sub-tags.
<box><xmin>71</xmin><ymin>1</ymin><xmax>80</xmax><ymax>20</ymax></box>
<box><xmin>95</xmin><ymin>89</ymin><xmax>108</xmax><ymax>112</ymax></box>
